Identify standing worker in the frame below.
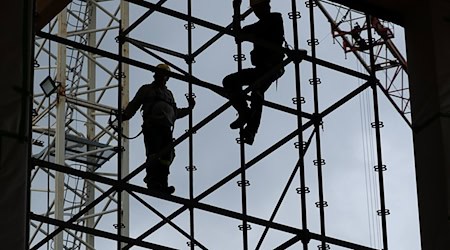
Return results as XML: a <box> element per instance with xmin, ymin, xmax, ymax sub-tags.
<box><xmin>223</xmin><ymin>0</ymin><xmax>286</xmax><ymax>145</ymax></box>
<box><xmin>122</xmin><ymin>63</ymin><xmax>195</xmax><ymax>194</ymax></box>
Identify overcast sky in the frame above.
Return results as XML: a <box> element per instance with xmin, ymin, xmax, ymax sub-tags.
<box><xmin>31</xmin><ymin>0</ymin><xmax>421</xmax><ymax>249</ymax></box>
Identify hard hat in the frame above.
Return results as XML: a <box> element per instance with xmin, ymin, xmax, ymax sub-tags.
<box><xmin>156</xmin><ymin>63</ymin><xmax>171</xmax><ymax>72</ymax></box>
<box><xmin>250</xmin><ymin>0</ymin><xmax>269</xmax><ymax>7</ymax></box>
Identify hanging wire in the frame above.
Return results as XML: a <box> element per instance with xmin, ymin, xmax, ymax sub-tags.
<box><xmin>360</xmin><ymin>94</ymin><xmax>371</xmax><ymax>246</ymax></box>
<box><xmin>368</xmin><ymin>74</ymin><xmax>381</xmax><ymax>249</ymax></box>
<box><xmin>357</xmin><ymin>53</ymin><xmax>383</xmax><ymax>249</ymax></box>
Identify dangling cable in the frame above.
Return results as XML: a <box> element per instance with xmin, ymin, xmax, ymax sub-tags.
<box><xmin>357</xmin><ymin>56</ymin><xmax>382</xmax><ymax>248</ymax></box>
<box><xmin>108</xmin><ymin>114</ymin><xmax>142</xmax><ymax>140</ymax></box>
<box><xmin>359</xmin><ymin>74</ymin><xmax>374</xmax><ymax>247</ymax></box>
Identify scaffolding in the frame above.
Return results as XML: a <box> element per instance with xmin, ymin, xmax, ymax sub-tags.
<box><xmin>29</xmin><ymin>0</ymin><xmax>412</xmax><ymax>249</ymax></box>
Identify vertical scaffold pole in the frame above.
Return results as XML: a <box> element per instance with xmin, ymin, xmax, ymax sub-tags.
<box><xmin>187</xmin><ymin>0</ymin><xmax>196</xmax><ymax>249</ymax></box>
<box><xmin>120</xmin><ymin>1</ymin><xmax>130</xmax><ymax>247</ymax></box>
<box><xmin>290</xmin><ymin>0</ymin><xmax>309</xmax><ymax>249</ymax></box>
<box><xmin>307</xmin><ymin>0</ymin><xmax>327</xmax><ymax>249</ymax></box>
<box><xmin>233</xmin><ymin>1</ymin><xmax>249</xmax><ymax>249</ymax></box>
<box><xmin>366</xmin><ymin>14</ymin><xmax>389</xmax><ymax>250</ymax></box>
<box><xmin>117</xmin><ymin>21</ymin><xmax>124</xmax><ymax>250</ymax></box>
<box><xmin>86</xmin><ymin>1</ymin><xmax>97</xmax><ymax>247</ymax></box>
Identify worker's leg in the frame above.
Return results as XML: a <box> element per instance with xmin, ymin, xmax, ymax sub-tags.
<box><xmin>243</xmin><ymin>68</ymin><xmax>283</xmax><ymax>144</ymax></box>
<box><xmin>247</xmin><ymin>90</ymin><xmax>264</xmax><ymax>132</ymax></box>
<box><xmin>142</xmin><ymin>123</ymin><xmax>159</xmax><ymax>168</ymax></box>
<box><xmin>146</xmin><ymin>125</ymin><xmax>174</xmax><ymax>191</ymax></box>
<box><xmin>142</xmin><ymin>124</ymin><xmax>168</xmax><ymax>186</ymax></box>
<box><xmin>242</xmin><ymin>89</ymin><xmax>264</xmax><ymax>145</ymax></box>
<box><xmin>222</xmin><ymin>68</ymin><xmax>259</xmax><ymax>128</ymax></box>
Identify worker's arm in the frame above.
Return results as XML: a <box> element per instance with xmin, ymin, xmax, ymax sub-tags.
<box><xmin>176</xmin><ymin>107</ymin><xmax>190</xmax><ymax>119</ymax></box>
<box><xmin>242</xmin><ymin>22</ymin><xmax>258</xmax><ymax>34</ymax></box>
<box><xmin>122</xmin><ymin>86</ymin><xmax>146</xmax><ymax>121</ymax></box>
<box><xmin>176</xmin><ymin>97</ymin><xmax>195</xmax><ymax>119</ymax></box>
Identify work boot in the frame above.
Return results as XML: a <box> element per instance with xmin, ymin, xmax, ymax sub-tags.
<box><xmin>230</xmin><ymin>108</ymin><xmax>251</xmax><ymax>129</ymax></box>
<box><xmin>147</xmin><ymin>183</ymin><xmax>175</xmax><ymax>194</ymax></box>
<box><xmin>241</xmin><ymin>128</ymin><xmax>255</xmax><ymax>145</ymax></box>
<box><xmin>144</xmin><ymin>176</ymin><xmax>175</xmax><ymax>194</ymax></box>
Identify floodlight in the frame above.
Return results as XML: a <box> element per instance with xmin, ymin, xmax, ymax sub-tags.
<box><xmin>39</xmin><ymin>76</ymin><xmax>57</xmax><ymax>97</ymax></box>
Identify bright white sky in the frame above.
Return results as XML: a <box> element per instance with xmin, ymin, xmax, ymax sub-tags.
<box><xmin>31</xmin><ymin>0</ymin><xmax>421</xmax><ymax>249</ymax></box>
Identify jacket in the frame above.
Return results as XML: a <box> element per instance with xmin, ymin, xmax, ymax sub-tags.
<box><xmin>122</xmin><ymin>82</ymin><xmax>190</xmax><ymax>127</ymax></box>
<box><xmin>242</xmin><ymin>12</ymin><xmax>285</xmax><ymax>68</ymax></box>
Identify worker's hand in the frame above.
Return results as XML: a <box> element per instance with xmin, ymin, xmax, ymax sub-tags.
<box><xmin>116</xmin><ymin>110</ymin><xmax>130</xmax><ymax>122</ymax></box>
<box><xmin>187</xmin><ymin>96</ymin><xmax>196</xmax><ymax>109</ymax></box>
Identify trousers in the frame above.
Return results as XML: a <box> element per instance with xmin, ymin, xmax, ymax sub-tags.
<box><xmin>222</xmin><ymin>66</ymin><xmax>283</xmax><ymax>134</ymax></box>
<box><xmin>142</xmin><ymin>123</ymin><xmax>174</xmax><ymax>187</ymax></box>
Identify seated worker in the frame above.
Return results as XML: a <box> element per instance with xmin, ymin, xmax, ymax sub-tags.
<box><xmin>223</xmin><ymin>0</ymin><xmax>285</xmax><ymax>145</ymax></box>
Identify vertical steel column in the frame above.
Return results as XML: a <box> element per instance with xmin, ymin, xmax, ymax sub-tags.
<box><xmin>120</xmin><ymin>1</ymin><xmax>130</xmax><ymax>247</ymax></box>
<box><xmin>187</xmin><ymin>0</ymin><xmax>196</xmax><ymax>249</ymax></box>
<box><xmin>86</xmin><ymin>1</ymin><xmax>97</xmax><ymax>247</ymax></box>
<box><xmin>365</xmin><ymin>14</ymin><xmax>389</xmax><ymax>250</ymax></box>
<box><xmin>54</xmin><ymin>9</ymin><xmax>68</xmax><ymax>250</ymax></box>
<box><xmin>233</xmin><ymin>1</ymin><xmax>249</xmax><ymax>249</ymax></box>
<box><xmin>290</xmin><ymin>0</ymin><xmax>309</xmax><ymax>249</ymax></box>
<box><xmin>307</xmin><ymin>0</ymin><xmax>327</xmax><ymax>249</ymax></box>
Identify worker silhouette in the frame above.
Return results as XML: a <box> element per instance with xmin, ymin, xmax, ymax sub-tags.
<box><xmin>122</xmin><ymin>63</ymin><xmax>195</xmax><ymax>194</ymax></box>
<box><xmin>223</xmin><ymin>0</ymin><xmax>285</xmax><ymax>145</ymax></box>
<box><xmin>350</xmin><ymin>22</ymin><xmax>369</xmax><ymax>50</ymax></box>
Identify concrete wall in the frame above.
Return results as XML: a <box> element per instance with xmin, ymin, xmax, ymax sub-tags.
<box><xmin>404</xmin><ymin>1</ymin><xmax>450</xmax><ymax>249</ymax></box>
<box><xmin>0</xmin><ymin>0</ymin><xmax>33</xmax><ymax>249</ymax></box>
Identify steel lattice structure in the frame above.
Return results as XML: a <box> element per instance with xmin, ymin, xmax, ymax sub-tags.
<box><xmin>29</xmin><ymin>0</ymin><xmax>411</xmax><ymax>249</ymax></box>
